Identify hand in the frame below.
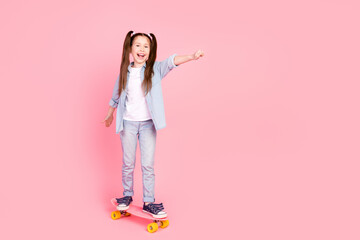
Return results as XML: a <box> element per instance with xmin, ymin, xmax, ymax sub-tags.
<box><xmin>102</xmin><ymin>114</ymin><xmax>114</xmax><ymax>127</ymax></box>
<box><xmin>192</xmin><ymin>49</ymin><xmax>204</xmax><ymax>60</ymax></box>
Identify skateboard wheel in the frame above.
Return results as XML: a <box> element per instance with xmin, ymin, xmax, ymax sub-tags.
<box><xmin>125</xmin><ymin>212</ymin><xmax>131</xmax><ymax>217</ymax></box>
<box><xmin>160</xmin><ymin>220</ymin><xmax>169</xmax><ymax>228</ymax></box>
<box><xmin>147</xmin><ymin>223</ymin><xmax>158</xmax><ymax>233</ymax></box>
<box><xmin>111</xmin><ymin>211</ymin><xmax>121</xmax><ymax>220</ymax></box>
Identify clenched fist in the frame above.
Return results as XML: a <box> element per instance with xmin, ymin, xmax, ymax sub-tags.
<box><xmin>192</xmin><ymin>49</ymin><xmax>205</xmax><ymax>60</ymax></box>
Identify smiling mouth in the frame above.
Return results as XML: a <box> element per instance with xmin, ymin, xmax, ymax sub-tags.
<box><xmin>137</xmin><ymin>53</ymin><xmax>145</xmax><ymax>58</ymax></box>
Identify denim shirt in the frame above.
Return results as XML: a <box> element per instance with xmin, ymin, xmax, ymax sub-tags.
<box><xmin>109</xmin><ymin>54</ymin><xmax>178</xmax><ymax>134</ymax></box>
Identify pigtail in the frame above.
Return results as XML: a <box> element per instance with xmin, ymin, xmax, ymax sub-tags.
<box><xmin>117</xmin><ymin>31</ymin><xmax>133</xmax><ymax>97</ymax></box>
<box><xmin>142</xmin><ymin>33</ymin><xmax>157</xmax><ymax>95</ymax></box>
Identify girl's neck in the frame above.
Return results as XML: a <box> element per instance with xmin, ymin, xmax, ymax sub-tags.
<box><xmin>132</xmin><ymin>62</ymin><xmax>145</xmax><ymax>68</ymax></box>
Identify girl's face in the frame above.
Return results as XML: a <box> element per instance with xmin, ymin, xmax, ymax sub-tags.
<box><xmin>131</xmin><ymin>36</ymin><xmax>150</xmax><ymax>66</ymax></box>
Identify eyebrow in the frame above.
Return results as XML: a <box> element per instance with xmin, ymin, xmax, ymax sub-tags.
<box><xmin>134</xmin><ymin>42</ymin><xmax>149</xmax><ymax>46</ymax></box>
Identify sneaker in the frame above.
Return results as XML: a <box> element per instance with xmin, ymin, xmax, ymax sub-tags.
<box><xmin>115</xmin><ymin>196</ymin><xmax>133</xmax><ymax>210</ymax></box>
<box><xmin>143</xmin><ymin>202</ymin><xmax>167</xmax><ymax>218</ymax></box>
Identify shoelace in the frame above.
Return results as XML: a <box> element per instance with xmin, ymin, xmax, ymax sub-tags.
<box><xmin>116</xmin><ymin>197</ymin><xmax>132</xmax><ymax>205</ymax></box>
<box><xmin>147</xmin><ymin>203</ymin><xmax>164</xmax><ymax>214</ymax></box>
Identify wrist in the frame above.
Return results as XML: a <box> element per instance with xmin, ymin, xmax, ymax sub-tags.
<box><xmin>108</xmin><ymin>107</ymin><xmax>115</xmax><ymax>115</ymax></box>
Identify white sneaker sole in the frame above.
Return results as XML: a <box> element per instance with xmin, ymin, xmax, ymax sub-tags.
<box><xmin>116</xmin><ymin>204</ymin><xmax>130</xmax><ymax>211</ymax></box>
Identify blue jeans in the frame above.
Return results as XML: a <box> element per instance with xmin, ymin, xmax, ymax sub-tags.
<box><xmin>120</xmin><ymin>119</ymin><xmax>157</xmax><ymax>202</ymax></box>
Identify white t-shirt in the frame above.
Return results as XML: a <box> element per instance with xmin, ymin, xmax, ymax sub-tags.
<box><xmin>123</xmin><ymin>66</ymin><xmax>152</xmax><ymax>121</ymax></box>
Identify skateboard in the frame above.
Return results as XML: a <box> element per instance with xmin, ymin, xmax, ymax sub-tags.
<box><xmin>110</xmin><ymin>198</ymin><xmax>169</xmax><ymax>233</ymax></box>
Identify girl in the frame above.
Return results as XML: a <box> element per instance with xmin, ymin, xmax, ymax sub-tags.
<box><xmin>102</xmin><ymin>30</ymin><xmax>204</xmax><ymax>218</ymax></box>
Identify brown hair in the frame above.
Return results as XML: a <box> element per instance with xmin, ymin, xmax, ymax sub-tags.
<box><xmin>118</xmin><ymin>30</ymin><xmax>157</xmax><ymax>98</ymax></box>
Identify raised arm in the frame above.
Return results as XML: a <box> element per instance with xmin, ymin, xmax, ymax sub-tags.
<box><xmin>174</xmin><ymin>49</ymin><xmax>204</xmax><ymax>66</ymax></box>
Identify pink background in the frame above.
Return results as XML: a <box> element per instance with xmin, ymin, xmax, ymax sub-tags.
<box><xmin>1</xmin><ymin>0</ymin><xmax>359</xmax><ymax>239</ymax></box>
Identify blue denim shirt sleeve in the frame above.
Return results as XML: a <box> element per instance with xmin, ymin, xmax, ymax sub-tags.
<box><xmin>157</xmin><ymin>53</ymin><xmax>178</xmax><ymax>79</ymax></box>
<box><xmin>109</xmin><ymin>74</ymin><xmax>120</xmax><ymax>108</ymax></box>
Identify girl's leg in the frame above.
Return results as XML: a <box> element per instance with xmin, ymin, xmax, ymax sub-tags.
<box><xmin>120</xmin><ymin>119</ymin><xmax>139</xmax><ymax>197</ymax></box>
<box><xmin>138</xmin><ymin>119</ymin><xmax>157</xmax><ymax>203</ymax></box>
